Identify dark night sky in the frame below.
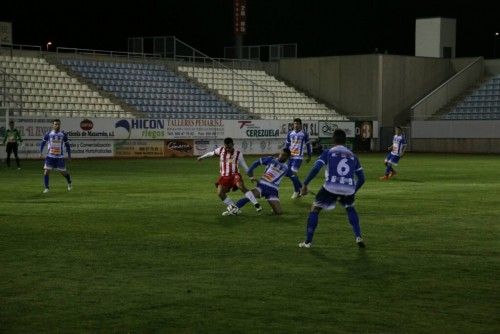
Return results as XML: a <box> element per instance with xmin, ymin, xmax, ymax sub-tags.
<box><xmin>2</xmin><ymin>0</ymin><xmax>500</xmax><ymax>59</ymax></box>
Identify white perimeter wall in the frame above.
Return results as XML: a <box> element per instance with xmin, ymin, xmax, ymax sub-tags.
<box><xmin>412</xmin><ymin>120</ymin><xmax>500</xmax><ymax>138</ymax></box>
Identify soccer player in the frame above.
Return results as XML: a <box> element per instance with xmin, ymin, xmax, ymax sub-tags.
<box><xmin>40</xmin><ymin>119</ymin><xmax>72</xmax><ymax>193</ymax></box>
<box><xmin>380</xmin><ymin>126</ymin><xmax>407</xmax><ymax>180</ymax></box>
<box><xmin>284</xmin><ymin>118</ymin><xmax>312</xmax><ymax>199</ymax></box>
<box><xmin>298</xmin><ymin>129</ymin><xmax>366</xmax><ymax>249</ymax></box>
<box><xmin>197</xmin><ymin>137</ymin><xmax>261</xmax><ymax>214</ymax></box>
<box><xmin>2</xmin><ymin>120</ymin><xmax>23</xmax><ymax>169</ymax></box>
<box><xmin>224</xmin><ymin>148</ymin><xmax>294</xmax><ymax>216</ymax></box>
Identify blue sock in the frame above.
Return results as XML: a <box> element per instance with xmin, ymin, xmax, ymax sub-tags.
<box><xmin>65</xmin><ymin>173</ymin><xmax>72</xmax><ymax>184</ymax></box>
<box><xmin>306</xmin><ymin>211</ymin><xmax>319</xmax><ymax>243</ymax></box>
<box><xmin>347</xmin><ymin>207</ymin><xmax>361</xmax><ymax>238</ymax></box>
<box><xmin>236</xmin><ymin>197</ymin><xmax>250</xmax><ymax>209</ymax></box>
<box><xmin>290</xmin><ymin>175</ymin><xmax>302</xmax><ymax>192</ymax></box>
<box><xmin>44</xmin><ymin>175</ymin><xmax>49</xmax><ymax>188</ymax></box>
<box><xmin>385</xmin><ymin>165</ymin><xmax>392</xmax><ymax>175</ymax></box>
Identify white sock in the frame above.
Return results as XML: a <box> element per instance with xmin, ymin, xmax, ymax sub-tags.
<box><xmin>245</xmin><ymin>191</ymin><xmax>258</xmax><ymax>205</ymax></box>
<box><xmin>223</xmin><ymin>197</ymin><xmax>234</xmax><ymax>206</ymax></box>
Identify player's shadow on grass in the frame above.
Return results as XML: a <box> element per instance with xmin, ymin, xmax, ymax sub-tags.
<box><xmin>391</xmin><ymin>177</ymin><xmax>423</xmax><ymax>183</ymax></box>
<box><xmin>308</xmin><ymin>247</ymin><xmax>373</xmax><ymax>270</ymax></box>
<box><xmin>12</xmin><ymin>193</ymin><xmax>62</xmax><ymax>204</ymax></box>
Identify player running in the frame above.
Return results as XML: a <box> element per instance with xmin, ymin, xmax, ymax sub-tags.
<box><xmin>224</xmin><ymin>148</ymin><xmax>293</xmax><ymax>216</ymax></box>
<box><xmin>197</xmin><ymin>137</ymin><xmax>261</xmax><ymax>214</ymax></box>
<box><xmin>380</xmin><ymin>126</ymin><xmax>407</xmax><ymax>180</ymax></box>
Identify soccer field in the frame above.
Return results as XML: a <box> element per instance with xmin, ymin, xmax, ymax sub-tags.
<box><xmin>0</xmin><ymin>153</ymin><xmax>499</xmax><ymax>333</ymax></box>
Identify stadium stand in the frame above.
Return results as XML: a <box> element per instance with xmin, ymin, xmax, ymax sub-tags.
<box><xmin>440</xmin><ymin>75</ymin><xmax>500</xmax><ymax>120</ymax></box>
<box><xmin>61</xmin><ymin>59</ymin><xmax>249</xmax><ymax>119</ymax></box>
<box><xmin>0</xmin><ymin>55</ymin><xmax>129</xmax><ymax>118</ymax></box>
<box><xmin>178</xmin><ymin>65</ymin><xmax>347</xmax><ymax>120</ymax></box>
<box><xmin>1</xmin><ymin>51</ymin><xmax>350</xmax><ymax>121</ymax></box>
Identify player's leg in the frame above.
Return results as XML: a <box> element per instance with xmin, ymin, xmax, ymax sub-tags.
<box><xmin>299</xmin><ymin>187</ymin><xmax>335</xmax><ymax>248</ymax></box>
<box><xmin>43</xmin><ymin>169</ymin><xmax>51</xmax><ymax>192</ymax></box>
<box><xmin>341</xmin><ymin>195</ymin><xmax>365</xmax><ymax>248</ymax></box>
<box><xmin>54</xmin><ymin>158</ymin><xmax>72</xmax><ymax>190</ymax></box>
<box><xmin>6</xmin><ymin>143</ymin><xmax>12</xmax><ymax>167</ymax></box>
<box><xmin>60</xmin><ymin>171</ymin><xmax>72</xmax><ymax>191</ymax></box>
<box><xmin>267</xmin><ymin>199</ymin><xmax>283</xmax><ymax>215</ymax></box>
<box><xmin>235</xmin><ymin>188</ymin><xmax>261</xmax><ymax>211</ymax></box>
<box><xmin>218</xmin><ymin>181</ymin><xmax>242</xmax><ymax>215</ymax></box>
<box><xmin>235</xmin><ymin>174</ymin><xmax>260</xmax><ymax>209</ymax></box>
<box><xmin>289</xmin><ymin>159</ymin><xmax>303</xmax><ymax>198</ymax></box>
<box><xmin>388</xmin><ymin>156</ymin><xmax>400</xmax><ymax>178</ymax></box>
<box><xmin>380</xmin><ymin>154</ymin><xmax>393</xmax><ymax>180</ymax></box>
<box><xmin>385</xmin><ymin>163</ymin><xmax>393</xmax><ymax>175</ymax></box>
<box><xmin>261</xmin><ymin>186</ymin><xmax>280</xmax><ymax>214</ymax></box>
<box><xmin>217</xmin><ymin>185</ymin><xmax>233</xmax><ymax>205</ymax></box>
<box><xmin>289</xmin><ymin>173</ymin><xmax>303</xmax><ymax>198</ymax></box>
<box><xmin>42</xmin><ymin>157</ymin><xmax>56</xmax><ymax>192</ymax></box>
<box><xmin>12</xmin><ymin>143</ymin><xmax>20</xmax><ymax>168</ymax></box>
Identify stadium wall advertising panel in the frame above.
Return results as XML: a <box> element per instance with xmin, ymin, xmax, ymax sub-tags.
<box><xmin>1</xmin><ymin>117</ymin><xmax>356</xmax><ymax>158</ymax></box>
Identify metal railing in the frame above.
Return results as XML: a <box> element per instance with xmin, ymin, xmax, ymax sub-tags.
<box><xmin>0</xmin><ymin>68</ymin><xmax>23</xmax><ymax>116</ymax></box>
<box><xmin>411</xmin><ymin>57</ymin><xmax>484</xmax><ymax>120</ymax></box>
<box><xmin>0</xmin><ymin>43</ymin><xmax>42</xmax><ymax>55</ymax></box>
<box><xmin>167</xmin><ymin>37</ymin><xmax>276</xmax><ymax>119</ymax></box>
<box><xmin>55</xmin><ymin>47</ymin><xmax>161</xmax><ymax>60</ymax></box>
<box><xmin>224</xmin><ymin>43</ymin><xmax>298</xmax><ymax>62</ymax></box>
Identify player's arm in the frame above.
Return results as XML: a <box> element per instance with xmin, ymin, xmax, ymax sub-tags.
<box><xmin>284</xmin><ymin>132</ymin><xmax>291</xmax><ymax>149</ymax></box>
<box><xmin>237</xmin><ymin>152</ymin><xmax>249</xmax><ymax>173</ymax></box>
<box><xmin>16</xmin><ymin>129</ymin><xmax>23</xmax><ymax>143</ymax></box>
<box><xmin>1</xmin><ymin>131</ymin><xmax>7</xmax><ymax>145</ymax></box>
<box><xmin>303</xmin><ymin>160</ymin><xmax>325</xmax><ymax>186</ymax></box>
<box><xmin>305</xmin><ymin>133</ymin><xmax>312</xmax><ymax>162</ymax></box>
<box><xmin>197</xmin><ymin>151</ymin><xmax>215</xmax><ymax>161</ymax></box>
<box><xmin>400</xmin><ymin>141</ymin><xmax>407</xmax><ymax>156</ymax></box>
<box><xmin>300</xmin><ymin>159</ymin><xmax>325</xmax><ymax>195</ymax></box>
<box><xmin>246</xmin><ymin>158</ymin><xmax>262</xmax><ymax>177</ymax></box>
<box><xmin>246</xmin><ymin>158</ymin><xmax>263</xmax><ymax>182</ymax></box>
<box><xmin>39</xmin><ymin>134</ymin><xmax>48</xmax><ymax>157</ymax></box>
<box><xmin>354</xmin><ymin>168</ymin><xmax>365</xmax><ymax>193</ymax></box>
<box><xmin>63</xmin><ymin>133</ymin><xmax>71</xmax><ymax>160</ymax></box>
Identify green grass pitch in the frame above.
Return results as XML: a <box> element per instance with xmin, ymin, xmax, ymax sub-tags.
<box><xmin>0</xmin><ymin>153</ymin><xmax>499</xmax><ymax>333</ymax></box>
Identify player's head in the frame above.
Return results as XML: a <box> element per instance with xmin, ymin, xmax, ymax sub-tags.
<box><xmin>52</xmin><ymin>119</ymin><xmax>61</xmax><ymax>131</ymax></box>
<box><xmin>8</xmin><ymin>120</ymin><xmax>14</xmax><ymax>128</ymax></box>
<box><xmin>333</xmin><ymin>129</ymin><xmax>347</xmax><ymax>145</ymax></box>
<box><xmin>395</xmin><ymin>126</ymin><xmax>403</xmax><ymax>135</ymax></box>
<box><xmin>223</xmin><ymin>137</ymin><xmax>234</xmax><ymax>152</ymax></box>
<box><xmin>293</xmin><ymin>118</ymin><xmax>302</xmax><ymax>131</ymax></box>
<box><xmin>278</xmin><ymin>148</ymin><xmax>291</xmax><ymax>162</ymax></box>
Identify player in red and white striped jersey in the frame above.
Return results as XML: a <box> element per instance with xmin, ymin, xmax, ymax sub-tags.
<box><xmin>197</xmin><ymin>137</ymin><xmax>261</xmax><ymax>214</ymax></box>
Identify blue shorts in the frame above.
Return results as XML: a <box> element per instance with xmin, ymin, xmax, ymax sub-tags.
<box><xmin>44</xmin><ymin>157</ymin><xmax>66</xmax><ymax>171</ymax></box>
<box><xmin>385</xmin><ymin>153</ymin><xmax>401</xmax><ymax>166</ymax></box>
<box><xmin>313</xmin><ymin>186</ymin><xmax>355</xmax><ymax>210</ymax></box>
<box><xmin>288</xmin><ymin>158</ymin><xmax>303</xmax><ymax>173</ymax></box>
<box><xmin>256</xmin><ymin>182</ymin><xmax>279</xmax><ymax>201</ymax></box>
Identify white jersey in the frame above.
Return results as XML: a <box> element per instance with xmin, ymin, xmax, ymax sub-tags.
<box><xmin>41</xmin><ymin>130</ymin><xmax>70</xmax><ymax>158</ymax></box>
<box><xmin>214</xmin><ymin>147</ymin><xmax>248</xmax><ymax>176</ymax></box>
<box><xmin>391</xmin><ymin>134</ymin><xmax>407</xmax><ymax>156</ymax></box>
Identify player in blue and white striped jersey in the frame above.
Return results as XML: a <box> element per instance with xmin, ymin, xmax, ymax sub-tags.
<box><xmin>299</xmin><ymin>129</ymin><xmax>366</xmax><ymax>249</ymax></box>
<box><xmin>380</xmin><ymin>126</ymin><xmax>407</xmax><ymax>180</ymax></box>
<box><xmin>284</xmin><ymin>118</ymin><xmax>312</xmax><ymax>199</ymax></box>
<box><xmin>39</xmin><ymin>119</ymin><xmax>72</xmax><ymax>193</ymax></box>
<box><xmin>225</xmin><ymin>148</ymin><xmax>293</xmax><ymax>215</ymax></box>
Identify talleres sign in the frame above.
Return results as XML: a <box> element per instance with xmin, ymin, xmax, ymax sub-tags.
<box><xmin>225</xmin><ymin>120</ymin><xmax>282</xmax><ymax>138</ymax></box>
